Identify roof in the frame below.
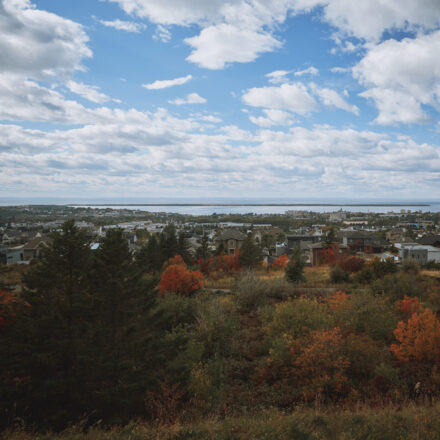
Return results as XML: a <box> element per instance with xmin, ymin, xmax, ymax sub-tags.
<box><xmin>23</xmin><ymin>236</ymin><xmax>52</xmax><ymax>250</ymax></box>
<box><xmin>417</xmin><ymin>235</ymin><xmax>440</xmax><ymax>245</ymax></box>
<box><xmin>217</xmin><ymin>229</ymin><xmax>247</xmax><ymax>241</ymax></box>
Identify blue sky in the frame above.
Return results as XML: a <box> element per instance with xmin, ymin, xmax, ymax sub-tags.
<box><xmin>1</xmin><ymin>0</ymin><xmax>440</xmax><ymax>199</ymax></box>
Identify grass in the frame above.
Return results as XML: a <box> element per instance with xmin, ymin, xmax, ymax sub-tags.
<box><xmin>4</xmin><ymin>403</ymin><xmax>440</xmax><ymax>439</ymax></box>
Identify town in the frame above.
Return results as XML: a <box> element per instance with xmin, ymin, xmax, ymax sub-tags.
<box><xmin>2</xmin><ymin>205</ymin><xmax>440</xmax><ymax>270</ymax></box>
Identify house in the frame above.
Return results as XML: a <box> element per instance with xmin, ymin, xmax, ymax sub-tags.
<box><xmin>397</xmin><ymin>243</ymin><xmax>440</xmax><ymax>264</ymax></box>
<box><xmin>23</xmin><ymin>236</ymin><xmax>52</xmax><ymax>261</ymax></box>
<box><xmin>417</xmin><ymin>234</ymin><xmax>440</xmax><ymax>248</ymax></box>
<box><xmin>308</xmin><ymin>242</ymin><xmax>349</xmax><ymax>266</ymax></box>
<box><xmin>285</xmin><ymin>235</ymin><xmax>319</xmax><ymax>254</ymax></box>
<box><xmin>339</xmin><ymin>231</ymin><xmax>387</xmax><ymax>254</ymax></box>
<box><xmin>3</xmin><ymin>245</ymin><xmax>25</xmax><ymax>265</ymax></box>
<box><xmin>386</xmin><ymin>229</ymin><xmax>406</xmax><ymax>243</ymax></box>
<box><xmin>215</xmin><ymin>229</ymin><xmax>246</xmax><ymax>255</ymax></box>
<box><xmin>328</xmin><ymin>210</ymin><xmax>347</xmax><ymax>222</ymax></box>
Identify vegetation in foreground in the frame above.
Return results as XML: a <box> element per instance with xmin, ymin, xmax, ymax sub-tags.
<box><xmin>4</xmin><ymin>404</ymin><xmax>440</xmax><ymax>440</ymax></box>
<box><xmin>1</xmin><ymin>220</ymin><xmax>440</xmax><ymax>438</ymax></box>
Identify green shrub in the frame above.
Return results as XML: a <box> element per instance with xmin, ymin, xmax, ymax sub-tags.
<box><xmin>330</xmin><ymin>267</ymin><xmax>349</xmax><ymax>283</ymax></box>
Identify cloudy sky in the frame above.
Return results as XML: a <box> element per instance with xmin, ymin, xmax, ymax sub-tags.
<box><xmin>1</xmin><ymin>0</ymin><xmax>440</xmax><ymax>200</ymax></box>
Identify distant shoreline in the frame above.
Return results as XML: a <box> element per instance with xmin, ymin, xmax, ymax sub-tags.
<box><xmin>70</xmin><ymin>203</ymin><xmax>430</xmax><ymax>207</ymax></box>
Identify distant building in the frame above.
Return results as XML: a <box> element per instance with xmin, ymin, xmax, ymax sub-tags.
<box><xmin>417</xmin><ymin>234</ymin><xmax>440</xmax><ymax>248</ymax></box>
<box><xmin>23</xmin><ymin>236</ymin><xmax>52</xmax><ymax>261</ymax></box>
<box><xmin>397</xmin><ymin>243</ymin><xmax>440</xmax><ymax>264</ymax></box>
<box><xmin>215</xmin><ymin>229</ymin><xmax>246</xmax><ymax>255</ymax></box>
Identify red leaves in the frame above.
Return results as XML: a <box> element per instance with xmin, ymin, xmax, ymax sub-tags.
<box><xmin>0</xmin><ymin>290</ymin><xmax>21</xmax><ymax>329</ymax></box>
<box><xmin>272</xmin><ymin>254</ymin><xmax>289</xmax><ymax>270</ymax></box>
<box><xmin>339</xmin><ymin>256</ymin><xmax>365</xmax><ymax>273</ymax></box>
<box><xmin>289</xmin><ymin>327</ymin><xmax>350</xmax><ymax>399</ymax></box>
<box><xmin>396</xmin><ymin>295</ymin><xmax>421</xmax><ymax>315</ymax></box>
<box><xmin>390</xmin><ymin>309</ymin><xmax>440</xmax><ymax>364</ymax></box>
<box><xmin>158</xmin><ymin>256</ymin><xmax>204</xmax><ymax>296</ymax></box>
<box><xmin>326</xmin><ymin>290</ymin><xmax>350</xmax><ymax>311</ymax></box>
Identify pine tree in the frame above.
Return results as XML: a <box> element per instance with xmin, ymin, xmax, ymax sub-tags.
<box><xmin>177</xmin><ymin>231</ymin><xmax>192</xmax><ymax>264</ymax></box>
<box><xmin>239</xmin><ymin>234</ymin><xmax>262</xmax><ymax>267</ymax></box>
<box><xmin>285</xmin><ymin>246</ymin><xmax>306</xmax><ymax>283</ymax></box>
<box><xmin>0</xmin><ymin>220</ymin><xmax>94</xmax><ymax>428</ymax></box>
<box><xmin>196</xmin><ymin>231</ymin><xmax>210</xmax><ymax>260</ymax></box>
<box><xmin>89</xmin><ymin>229</ymin><xmax>163</xmax><ymax>423</ymax></box>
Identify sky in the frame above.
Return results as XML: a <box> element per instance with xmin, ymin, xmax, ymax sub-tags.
<box><xmin>0</xmin><ymin>0</ymin><xmax>440</xmax><ymax>200</ymax></box>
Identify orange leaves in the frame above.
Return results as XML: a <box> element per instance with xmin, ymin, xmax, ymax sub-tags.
<box><xmin>158</xmin><ymin>256</ymin><xmax>204</xmax><ymax>296</ymax></box>
<box><xmin>272</xmin><ymin>254</ymin><xmax>289</xmax><ymax>270</ymax></box>
<box><xmin>390</xmin><ymin>309</ymin><xmax>440</xmax><ymax>364</ymax></box>
<box><xmin>339</xmin><ymin>256</ymin><xmax>365</xmax><ymax>273</ymax></box>
<box><xmin>0</xmin><ymin>290</ymin><xmax>20</xmax><ymax>329</ymax></box>
<box><xmin>396</xmin><ymin>295</ymin><xmax>421</xmax><ymax>315</ymax></box>
<box><xmin>326</xmin><ymin>290</ymin><xmax>350</xmax><ymax>311</ymax></box>
<box><xmin>290</xmin><ymin>327</ymin><xmax>350</xmax><ymax>399</ymax></box>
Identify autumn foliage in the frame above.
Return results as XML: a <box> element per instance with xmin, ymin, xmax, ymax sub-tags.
<box><xmin>326</xmin><ymin>290</ymin><xmax>350</xmax><ymax>311</ymax></box>
<box><xmin>396</xmin><ymin>295</ymin><xmax>421</xmax><ymax>315</ymax></box>
<box><xmin>339</xmin><ymin>256</ymin><xmax>365</xmax><ymax>273</ymax></box>
<box><xmin>159</xmin><ymin>256</ymin><xmax>204</xmax><ymax>296</ymax></box>
<box><xmin>390</xmin><ymin>309</ymin><xmax>440</xmax><ymax>364</ymax></box>
<box><xmin>289</xmin><ymin>327</ymin><xmax>350</xmax><ymax>400</ymax></box>
<box><xmin>0</xmin><ymin>290</ymin><xmax>20</xmax><ymax>329</ymax></box>
<box><xmin>271</xmin><ymin>254</ymin><xmax>289</xmax><ymax>270</ymax></box>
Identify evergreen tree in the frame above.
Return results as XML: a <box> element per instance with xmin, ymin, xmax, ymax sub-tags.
<box><xmin>89</xmin><ymin>229</ymin><xmax>163</xmax><ymax>423</ymax></box>
<box><xmin>0</xmin><ymin>220</ymin><xmax>93</xmax><ymax>428</ymax></box>
<box><xmin>177</xmin><ymin>231</ymin><xmax>192</xmax><ymax>264</ymax></box>
<box><xmin>196</xmin><ymin>231</ymin><xmax>210</xmax><ymax>260</ymax></box>
<box><xmin>239</xmin><ymin>234</ymin><xmax>262</xmax><ymax>267</ymax></box>
<box><xmin>162</xmin><ymin>224</ymin><xmax>178</xmax><ymax>259</ymax></box>
<box><xmin>285</xmin><ymin>246</ymin><xmax>306</xmax><ymax>283</ymax></box>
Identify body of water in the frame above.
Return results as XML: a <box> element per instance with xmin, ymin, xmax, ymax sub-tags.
<box><xmin>1</xmin><ymin>198</ymin><xmax>439</xmax><ymax>215</ymax></box>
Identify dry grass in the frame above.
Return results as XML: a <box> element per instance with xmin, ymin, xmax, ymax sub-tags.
<box><xmin>4</xmin><ymin>403</ymin><xmax>440</xmax><ymax>439</ymax></box>
<box><xmin>0</xmin><ymin>264</ymin><xmax>28</xmax><ymax>289</ymax></box>
<box><xmin>303</xmin><ymin>265</ymin><xmax>331</xmax><ymax>287</ymax></box>
<box><xmin>421</xmin><ymin>269</ymin><xmax>440</xmax><ymax>279</ymax></box>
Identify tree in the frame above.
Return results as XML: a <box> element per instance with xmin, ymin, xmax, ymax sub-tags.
<box><xmin>285</xmin><ymin>246</ymin><xmax>305</xmax><ymax>283</ymax></box>
<box><xmin>238</xmin><ymin>234</ymin><xmax>262</xmax><ymax>267</ymax></box>
<box><xmin>390</xmin><ymin>309</ymin><xmax>440</xmax><ymax>365</ymax></box>
<box><xmin>159</xmin><ymin>260</ymin><xmax>204</xmax><ymax>296</ymax></box>
<box><xmin>0</xmin><ymin>220</ymin><xmax>94</xmax><ymax>428</ymax></box>
<box><xmin>89</xmin><ymin>229</ymin><xmax>163</xmax><ymax>423</ymax></box>
<box><xmin>196</xmin><ymin>231</ymin><xmax>210</xmax><ymax>261</ymax></box>
<box><xmin>272</xmin><ymin>254</ymin><xmax>289</xmax><ymax>270</ymax></box>
<box><xmin>177</xmin><ymin>232</ymin><xmax>192</xmax><ymax>264</ymax></box>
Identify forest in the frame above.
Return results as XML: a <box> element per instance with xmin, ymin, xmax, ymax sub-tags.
<box><xmin>1</xmin><ymin>220</ymin><xmax>440</xmax><ymax>439</ymax></box>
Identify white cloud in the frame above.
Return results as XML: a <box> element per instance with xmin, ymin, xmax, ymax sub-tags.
<box><xmin>330</xmin><ymin>67</ymin><xmax>350</xmax><ymax>74</ymax></box>
<box><xmin>266</xmin><ymin>70</ymin><xmax>290</xmax><ymax>84</ymax></box>
<box><xmin>185</xmin><ymin>24</ymin><xmax>281</xmax><ymax>69</ymax></box>
<box><xmin>242</xmin><ymin>82</ymin><xmax>318</xmax><ymax>115</ymax></box>
<box><xmin>311</xmin><ymin>85</ymin><xmax>359</xmax><ymax>115</ymax></box>
<box><xmin>99</xmin><ymin>19</ymin><xmax>147</xmax><ymax>33</ymax></box>
<box><xmin>0</xmin><ymin>0</ymin><xmax>92</xmax><ymax>79</ymax></box>
<box><xmin>142</xmin><ymin>74</ymin><xmax>192</xmax><ymax>90</ymax></box>
<box><xmin>249</xmin><ymin>109</ymin><xmax>295</xmax><ymax>127</ymax></box>
<box><xmin>353</xmin><ymin>31</ymin><xmax>440</xmax><ymax>125</ymax></box>
<box><xmin>294</xmin><ymin>66</ymin><xmax>319</xmax><ymax>77</ymax></box>
<box><xmin>169</xmin><ymin>93</ymin><xmax>207</xmax><ymax>105</ymax></box>
<box><xmin>153</xmin><ymin>24</ymin><xmax>172</xmax><ymax>42</ymax></box>
<box><xmin>66</xmin><ymin>81</ymin><xmax>115</xmax><ymax>104</ymax></box>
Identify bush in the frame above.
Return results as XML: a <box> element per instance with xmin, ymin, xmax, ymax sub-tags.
<box><xmin>233</xmin><ymin>270</ymin><xmax>269</xmax><ymax>312</ymax></box>
<box><xmin>401</xmin><ymin>258</ymin><xmax>420</xmax><ymax>275</ymax></box>
<box><xmin>354</xmin><ymin>266</ymin><xmax>375</xmax><ymax>284</ymax></box>
<box><xmin>339</xmin><ymin>256</ymin><xmax>365</xmax><ymax>273</ymax></box>
<box><xmin>330</xmin><ymin>267</ymin><xmax>350</xmax><ymax>283</ymax></box>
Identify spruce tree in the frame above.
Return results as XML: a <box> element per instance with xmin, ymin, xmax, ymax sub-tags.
<box><xmin>0</xmin><ymin>220</ymin><xmax>93</xmax><ymax>428</ymax></box>
<box><xmin>285</xmin><ymin>246</ymin><xmax>306</xmax><ymax>283</ymax></box>
<box><xmin>239</xmin><ymin>234</ymin><xmax>262</xmax><ymax>267</ymax></box>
